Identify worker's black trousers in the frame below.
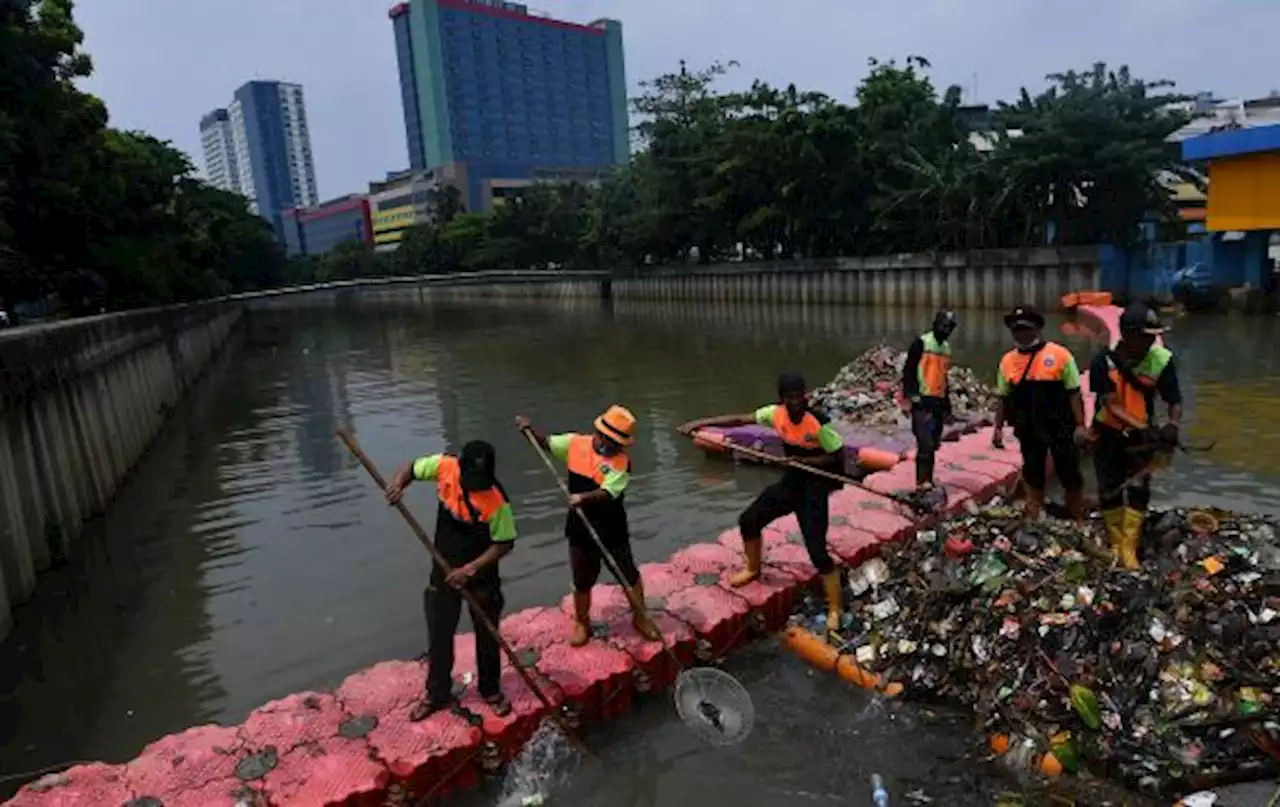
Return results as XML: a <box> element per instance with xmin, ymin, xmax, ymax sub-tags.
<box><xmin>911</xmin><ymin>401</ymin><xmax>946</xmax><ymax>485</ymax></box>
<box><xmin>423</xmin><ymin>580</ymin><xmax>503</xmax><ymax>704</ymax></box>
<box><xmin>569</xmin><ymin>533</ymin><xmax>640</xmax><ymax>593</ymax></box>
<box><xmin>739</xmin><ymin>477</ymin><xmax>835</xmax><ymax>575</ymax></box>
<box><xmin>1093</xmin><ymin>427</ymin><xmax>1152</xmax><ymax>511</ymax></box>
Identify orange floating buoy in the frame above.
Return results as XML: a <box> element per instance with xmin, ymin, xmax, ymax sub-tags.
<box><xmin>989</xmin><ymin>734</ymin><xmax>1010</xmax><ymax>755</ymax></box>
<box><xmin>692</xmin><ymin>429</ymin><xmax>730</xmax><ymax>455</ymax></box>
<box><xmin>782</xmin><ymin>625</ymin><xmax>839</xmax><ymax>672</ymax></box>
<box><xmin>784</xmin><ymin>627</ymin><xmax>905</xmax><ymax>697</ymax></box>
<box><xmin>856</xmin><ymin>446</ymin><xmax>901</xmax><ymax>473</ymax></box>
<box><xmin>1061</xmin><ymin>292</ymin><xmax>1081</xmax><ymax>310</ymax></box>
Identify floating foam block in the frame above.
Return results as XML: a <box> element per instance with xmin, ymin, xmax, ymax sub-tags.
<box><xmin>503</xmin><ymin>606</ymin><xmax>576</xmax><ymax>652</ymax></box>
<box><xmin>239</xmin><ymin>692</ymin><xmax>347</xmax><ymax>755</ymax></box>
<box><xmin>339</xmin><ymin>661</ymin><xmax>482</xmax><ymax>800</ymax></box>
<box><xmin>154</xmin><ymin>777</ymin><xmax>262</xmax><ymax>807</ymax></box>
<box><xmin>7</xmin><ymin>764</ymin><xmax>133</xmax><ymax>807</ymax></box>
<box><xmin>261</xmin><ymin>736</ymin><xmax>389</xmax><ymax>807</ymax></box>
<box><xmin>715</xmin><ymin>564</ymin><xmax>801</xmax><ymax>632</ymax></box>
<box><xmin>824</xmin><ymin>521</ymin><xmax>882</xmax><ymax>566</ymax></box>
<box><xmin>828</xmin><ymin>488</ymin><xmax>915</xmax><ymax>543</ymax></box>
<box><xmin>663</xmin><ymin>583</ymin><xmax>752</xmax><ymax>659</ymax></box>
<box><xmin>364</xmin><ymin>701</ymin><xmax>482</xmax><ymax>800</ymax></box>
<box><xmin>535</xmin><ymin>641</ymin><xmax>635</xmax><ymax>723</ymax></box>
<box><xmin>125</xmin><ymin>724</ymin><xmax>243</xmax><ymax>801</ymax></box>
<box><xmin>458</xmin><ymin>663</ymin><xmax>565</xmax><ymax>765</ymax></box>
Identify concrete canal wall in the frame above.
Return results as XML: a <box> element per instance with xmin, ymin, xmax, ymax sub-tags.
<box><xmin>371</xmin><ymin>247</ymin><xmax>1100</xmax><ymax>310</ymax></box>
<box><xmin>236</xmin><ymin>247</ymin><xmax>1099</xmax><ymax>312</ymax></box>
<box><xmin>0</xmin><ymin>304</ymin><xmax>242</xmax><ymax>636</ymax></box>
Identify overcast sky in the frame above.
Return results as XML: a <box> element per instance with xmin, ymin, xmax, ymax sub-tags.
<box><xmin>76</xmin><ymin>0</ymin><xmax>1277</xmax><ymax>202</ymax></box>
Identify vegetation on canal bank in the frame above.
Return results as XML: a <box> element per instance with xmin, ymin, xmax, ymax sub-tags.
<box><xmin>2</xmin><ymin>2</ymin><xmax>1197</xmax><ymax>314</ymax></box>
<box><xmin>303</xmin><ymin>56</ymin><xmax>1198</xmax><ymax>283</ymax></box>
<box><xmin>0</xmin><ymin>0</ymin><xmax>288</xmax><ymax>316</ymax></box>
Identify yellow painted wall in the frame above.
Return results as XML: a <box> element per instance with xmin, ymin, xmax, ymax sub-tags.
<box><xmin>1206</xmin><ymin>152</ymin><xmax>1280</xmax><ymax>231</ymax></box>
<box><xmin>372</xmin><ymin>204</ymin><xmax>419</xmax><ymax>245</ymax></box>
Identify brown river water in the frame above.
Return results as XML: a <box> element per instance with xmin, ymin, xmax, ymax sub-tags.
<box><xmin>3</xmin><ymin>297</ymin><xmax>1279</xmax><ymax>804</ymax></box>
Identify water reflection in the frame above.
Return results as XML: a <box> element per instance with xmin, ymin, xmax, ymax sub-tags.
<box><xmin>0</xmin><ymin>297</ymin><xmax>1277</xmax><ymax>797</ymax></box>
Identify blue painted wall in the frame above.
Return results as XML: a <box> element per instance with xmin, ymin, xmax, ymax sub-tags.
<box><xmin>1100</xmin><ymin>232</ymin><xmax>1273</xmax><ymax>301</ymax></box>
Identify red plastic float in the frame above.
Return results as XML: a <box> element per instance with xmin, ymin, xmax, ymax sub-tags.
<box><xmin>7</xmin><ymin>764</ymin><xmax>134</xmax><ymax>807</ymax></box>
<box><xmin>535</xmin><ymin>641</ymin><xmax>636</xmax><ymax>724</ymax></box>
<box><xmin>124</xmin><ymin>724</ymin><xmax>242</xmax><ymax>803</ymax></box>
<box><xmin>335</xmin><ymin>660</ymin><xmax>483</xmax><ymax>801</ymax></box>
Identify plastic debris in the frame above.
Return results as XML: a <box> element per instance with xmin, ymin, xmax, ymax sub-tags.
<box><xmin>797</xmin><ymin>502</ymin><xmax>1280</xmax><ymax>796</ymax></box>
<box><xmin>809</xmin><ymin>344</ymin><xmax>998</xmax><ymax>429</ymax></box>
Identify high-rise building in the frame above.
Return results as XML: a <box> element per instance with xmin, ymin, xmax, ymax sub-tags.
<box><xmin>389</xmin><ymin>0</ymin><xmax>628</xmax><ymax>212</ymax></box>
<box><xmin>200</xmin><ymin>81</ymin><xmax>319</xmax><ymax>237</ymax></box>
<box><xmin>199</xmin><ymin>109</ymin><xmax>242</xmax><ymax>194</ymax></box>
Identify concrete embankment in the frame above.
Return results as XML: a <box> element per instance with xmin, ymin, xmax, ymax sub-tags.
<box><xmin>381</xmin><ymin>247</ymin><xmax>1101</xmax><ymax>311</ymax></box>
<box><xmin>0</xmin><ymin>304</ymin><xmax>242</xmax><ymax>636</ymax></box>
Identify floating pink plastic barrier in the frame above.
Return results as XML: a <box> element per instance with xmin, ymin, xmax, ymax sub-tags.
<box><xmin>8</xmin><ymin>764</ymin><xmax>134</xmax><ymax>807</ymax></box>
<box><xmin>535</xmin><ymin>641</ymin><xmax>635</xmax><ymax>723</ymax></box>
<box><xmin>125</xmin><ymin>724</ymin><xmax>242</xmax><ymax>802</ymax></box>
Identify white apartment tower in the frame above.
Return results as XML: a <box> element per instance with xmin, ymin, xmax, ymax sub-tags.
<box><xmin>199</xmin><ymin>80</ymin><xmax>318</xmax><ymax>231</ymax></box>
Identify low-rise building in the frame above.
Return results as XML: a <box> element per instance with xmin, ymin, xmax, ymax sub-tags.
<box><xmin>368</xmin><ymin>165</ymin><xmax>468</xmax><ymax>251</ymax></box>
<box><xmin>282</xmin><ymin>194</ymin><xmax>373</xmax><ymax>257</ymax></box>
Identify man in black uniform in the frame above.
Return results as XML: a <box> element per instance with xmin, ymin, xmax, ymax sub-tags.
<box><xmin>385</xmin><ymin>441</ymin><xmax>516</xmax><ymax>720</ymax></box>
<box><xmin>902</xmin><ymin>310</ymin><xmax>958</xmax><ymax>490</ymax></box>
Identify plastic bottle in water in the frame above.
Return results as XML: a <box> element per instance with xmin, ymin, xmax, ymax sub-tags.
<box><xmin>870</xmin><ymin>773</ymin><xmax>889</xmax><ymax>807</ymax></box>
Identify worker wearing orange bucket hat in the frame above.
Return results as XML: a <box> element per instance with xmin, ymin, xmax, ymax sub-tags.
<box><xmin>517</xmin><ymin>406</ymin><xmax>662</xmax><ymax>646</ymax></box>
<box><xmin>679</xmin><ymin>373</ymin><xmax>847</xmax><ymax>631</ymax></box>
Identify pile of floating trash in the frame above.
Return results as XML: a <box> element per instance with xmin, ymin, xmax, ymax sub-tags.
<box><xmin>809</xmin><ymin>344</ymin><xmax>998</xmax><ymax>429</ymax></box>
<box><xmin>794</xmin><ymin>502</ymin><xmax>1280</xmax><ymax>796</ymax></box>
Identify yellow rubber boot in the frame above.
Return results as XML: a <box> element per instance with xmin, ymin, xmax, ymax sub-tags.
<box><xmin>628</xmin><ymin>581</ymin><xmax>662</xmax><ymax>641</ymax></box>
<box><xmin>569</xmin><ymin>591</ymin><xmax>592</xmax><ymax>647</ymax></box>
<box><xmin>1102</xmin><ymin>509</ymin><xmax>1126</xmax><ymax>564</ymax></box>
<box><xmin>1120</xmin><ymin>507</ymin><xmax>1144</xmax><ymax>571</ymax></box>
<box><xmin>1024</xmin><ymin>487</ymin><xmax>1045</xmax><ymax>521</ymax></box>
<box><xmin>729</xmin><ymin>538</ymin><xmax>762</xmax><ymax>587</ymax></box>
<box><xmin>822</xmin><ymin>570</ymin><xmax>844</xmax><ymax>632</ymax></box>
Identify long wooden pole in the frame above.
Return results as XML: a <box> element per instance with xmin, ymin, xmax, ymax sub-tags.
<box><xmin>687</xmin><ymin>431</ymin><xmax>916</xmax><ymax>512</ymax></box>
<box><xmin>336</xmin><ymin>430</ymin><xmax>591</xmax><ymax>757</ymax></box>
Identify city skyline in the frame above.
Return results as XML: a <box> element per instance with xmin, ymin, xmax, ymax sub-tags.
<box><xmin>200</xmin><ymin>81</ymin><xmax>320</xmax><ymax>234</ymax></box>
<box><xmin>81</xmin><ymin>0</ymin><xmax>1280</xmax><ymax>202</ymax></box>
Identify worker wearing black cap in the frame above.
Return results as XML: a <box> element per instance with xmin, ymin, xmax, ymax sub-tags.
<box><xmin>901</xmin><ymin>309</ymin><xmax>958</xmax><ymax>490</ymax></box>
<box><xmin>384</xmin><ymin>441</ymin><xmax>516</xmax><ymax>720</ymax></box>
<box><xmin>1089</xmin><ymin>303</ymin><xmax>1182</xmax><ymax>570</ymax></box>
<box><xmin>991</xmin><ymin>306</ymin><xmax>1089</xmax><ymax>521</ymax></box>
<box><xmin>679</xmin><ymin>372</ymin><xmax>847</xmax><ymax>632</ymax></box>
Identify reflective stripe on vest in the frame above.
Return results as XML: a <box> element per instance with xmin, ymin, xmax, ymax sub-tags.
<box><xmin>1095</xmin><ymin>346</ymin><xmax>1172</xmax><ymax>430</ymax></box>
<box><xmin>436</xmin><ymin>455</ymin><xmax>508</xmax><ymax>525</ymax></box>
<box><xmin>918</xmin><ymin>332</ymin><xmax>952</xmax><ymax>398</ymax></box>
<box><xmin>566</xmin><ymin>434</ymin><xmax>628</xmax><ymax>490</ymax></box>
<box><xmin>998</xmin><ymin>341</ymin><xmax>1073</xmax><ymax>387</ymax></box>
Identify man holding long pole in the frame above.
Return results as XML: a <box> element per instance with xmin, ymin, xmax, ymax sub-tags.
<box><xmin>678</xmin><ymin>373</ymin><xmax>847</xmax><ymax>632</ymax></box>
<box><xmin>384</xmin><ymin>441</ymin><xmax>515</xmax><ymax>721</ymax></box>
